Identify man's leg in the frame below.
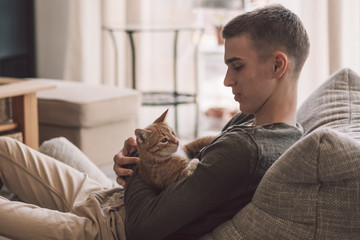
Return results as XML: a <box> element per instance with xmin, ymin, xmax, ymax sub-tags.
<box><xmin>0</xmin><ymin>195</ymin><xmax>103</xmax><ymax>240</ymax></box>
<box><xmin>0</xmin><ymin>137</ymin><xmax>114</xmax><ymax>239</ymax></box>
<box><xmin>0</xmin><ymin>136</ymin><xmax>105</xmax><ymax>211</ymax></box>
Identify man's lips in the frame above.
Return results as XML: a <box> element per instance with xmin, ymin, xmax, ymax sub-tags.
<box><xmin>234</xmin><ymin>93</ymin><xmax>241</xmax><ymax>102</ymax></box>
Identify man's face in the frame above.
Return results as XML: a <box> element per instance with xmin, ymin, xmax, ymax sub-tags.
<box><xmin>224</xmin><ymin>34</ymin><xmax>277</xmax><ymax>115</ymax></box>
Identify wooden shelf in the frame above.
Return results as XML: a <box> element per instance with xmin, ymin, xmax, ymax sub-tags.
<box><xmin>0</xmin><ymin>77</ymin><xmax>22</xmax><ymax>85</ymax></box>
<box><xmin>0</xmin><ymin>79</ymin><xmax>56</xmax><ymax>99</ymax></box>
<box><xmin>0</xmin><ymin>77</ymin><xmax>56</xmax><ymax>149</ymax></box>
<box><xmin>0</xmin><ymin>122</ymin><xmax>18</xmax><ymax>132</ymax></box>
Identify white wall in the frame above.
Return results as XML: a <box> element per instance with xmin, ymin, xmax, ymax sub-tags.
<box><xmin>35</xmin><ymin>0</ymin><xmax>69</xmax><ymax>79</ymax></box>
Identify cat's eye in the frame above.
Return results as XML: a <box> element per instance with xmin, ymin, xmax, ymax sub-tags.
<box><xmin>160</xmin><ymin>138</ymin><xmax>168</xmax><ymax>143</ymax></box>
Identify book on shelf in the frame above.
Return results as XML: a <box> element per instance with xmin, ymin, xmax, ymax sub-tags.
<box><xmin>0</xmin><ymin>121</ymin><xmax>22</xmax><ymax>142</ymax></box>
<box><xmin>0</xmin><ymin>130</ymin><xmax>23</xmax><ymax>142</ymax></box>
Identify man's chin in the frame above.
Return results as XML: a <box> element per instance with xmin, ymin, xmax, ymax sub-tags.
<box><xmin>239</xmin><ymin>105</ymin><xmax>250</xmax><ymax>114</ymax></box>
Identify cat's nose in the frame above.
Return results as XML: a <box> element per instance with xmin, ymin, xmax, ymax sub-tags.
<box><xmin>174</xmin><ymin>139</ymin><xmax>179</xmax><ymax>145</ymax></box>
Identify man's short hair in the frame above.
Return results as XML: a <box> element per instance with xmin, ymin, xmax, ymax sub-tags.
<box><xmin>222</xmin><ymin>4</ymin><xmax>310</xmax><ymax>75</ymax></box>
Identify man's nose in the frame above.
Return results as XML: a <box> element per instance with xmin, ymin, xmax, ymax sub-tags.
<box><xmin>224</xmin><ymin>70</ymin><xmax>235</xmax><ymax>87</ymax></box>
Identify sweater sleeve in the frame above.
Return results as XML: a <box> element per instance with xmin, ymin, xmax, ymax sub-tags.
<box><xmin>124</xmin><ymin>130</ymin><xmax>258</xmax><ymax>240</ymax></box>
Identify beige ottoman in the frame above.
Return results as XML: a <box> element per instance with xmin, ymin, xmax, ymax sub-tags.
<box><xmin>33</xmin><ymin>79</ymin><xmax>141</xmax><ymax>166</ymax></box>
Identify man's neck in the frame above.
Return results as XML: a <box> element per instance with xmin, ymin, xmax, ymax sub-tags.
<box><xmin>253</xmin><ymin>77</ymin><xmax>298</xmax><ymax>127</ymax></box>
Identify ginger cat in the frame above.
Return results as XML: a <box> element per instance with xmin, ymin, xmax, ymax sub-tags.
<box><xmin>135</xmin><ymin>109</ymin><xmax>215</xmax><ymax>190</ymax></box>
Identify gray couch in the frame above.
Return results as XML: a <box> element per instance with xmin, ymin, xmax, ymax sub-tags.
<box><xmin>1</xmin><ymin>68</ymin><xmax>359</xmax><ymax>239</ymax></box>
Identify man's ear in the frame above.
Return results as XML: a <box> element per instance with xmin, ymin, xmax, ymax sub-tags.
<box><xmin>272</xmin><ymin>51</ymin><xmax>287</xmax><ymax>78</ymax></box>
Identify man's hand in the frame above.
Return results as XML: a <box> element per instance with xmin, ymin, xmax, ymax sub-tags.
<box><xmin>113</xmin><ymin>137</ymin><xmax>140</xmax><ymax>187</ymax></box>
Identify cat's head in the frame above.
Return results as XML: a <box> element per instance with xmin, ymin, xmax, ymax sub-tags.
<box><xmin>135</xmin><ymin>109</ymin><xmax>179</xmax><ymax>157</ymax></box>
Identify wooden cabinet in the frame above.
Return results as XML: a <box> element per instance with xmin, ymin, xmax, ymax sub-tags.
<box><xmin>0</xmin><ymin>77</ymin><xmax>55</xmax><ymax>149</ymax></box>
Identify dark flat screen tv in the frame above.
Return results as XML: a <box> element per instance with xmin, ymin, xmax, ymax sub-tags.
<box><xmin>0</xmin><ymin>0</ymin><xmax>36</xmax><ymax>77</ymax></box>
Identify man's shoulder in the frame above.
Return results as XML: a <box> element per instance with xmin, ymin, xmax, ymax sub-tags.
<box><xmin>217</xmin><ymin>121</ymin><xmax>303</xmax><ymax>158</ymax></box>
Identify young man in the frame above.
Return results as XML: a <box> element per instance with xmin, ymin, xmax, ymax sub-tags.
<box><xmin>114</xmin><ymin>4</ymin><xmax>310</xmax><ymax>240</ymax></box>
<box><xmin>0</xmin><ymin>4</ymin><xmax>309</xmax><ymax>240</ymax></box>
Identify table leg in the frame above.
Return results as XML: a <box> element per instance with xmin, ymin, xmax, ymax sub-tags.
<box><xmin>12</xmin><ymin>93</ymin><xmax>39</xmax><ymax>150</ymax></box>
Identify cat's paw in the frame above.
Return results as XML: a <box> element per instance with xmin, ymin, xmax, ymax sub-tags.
<box><xmin>188</xmin><ymin>158</ymin><xmax>199</xmax><ymax>174</ymax></box>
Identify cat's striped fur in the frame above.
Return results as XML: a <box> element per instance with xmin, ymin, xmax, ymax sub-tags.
<box><xmin>135</xmin><ymin>109</ymin><xmax>215</xmax><ymax>190</ymax></box>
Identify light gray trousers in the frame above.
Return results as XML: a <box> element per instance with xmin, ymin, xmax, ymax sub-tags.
<box><xmin>0</xmin><ymin>137</ymin><xmax>125</xmax><ymax>240</ymax></box>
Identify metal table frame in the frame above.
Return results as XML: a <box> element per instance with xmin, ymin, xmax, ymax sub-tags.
<box><xmin>103</xmin><ymin>25</ymin><xmax>204</xmax><ymax>137</ymax></box>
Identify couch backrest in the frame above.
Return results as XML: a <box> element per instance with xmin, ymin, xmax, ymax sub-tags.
<box><xmin>297</xmin><ymin>68</ymin><xmax>360</xmax><ymax>139</ymax></box>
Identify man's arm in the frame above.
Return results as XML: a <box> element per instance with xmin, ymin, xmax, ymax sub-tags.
<box><xmin>124</xmin><ymin>133</ymin><xmax>258</xmax><ymax>240</ymax></box>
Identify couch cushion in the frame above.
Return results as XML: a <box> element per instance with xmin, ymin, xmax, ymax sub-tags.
<box><xmin>32</xmin><ymin>79</ymin><xmax>141</xmax><ymax>128</ymax></box>
<box><xmin>201</xmin><ymin>128</ymin><xmax>360</xmax><ymax>239</ymax></box>
<box><xmin>297</xmin><ymin>68</ymin><xmax>360</xmax><ymax>139</ymax></box>
<box><xmin>39</xmin><ymin>137</ymin><xmax>116</xmax><ymax>188</ymax></box>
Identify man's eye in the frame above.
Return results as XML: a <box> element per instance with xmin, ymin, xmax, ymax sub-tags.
<box><xmin>233</xmin><ymin>65</ymin><xmax>243</xmax><ymax>72</ymax></box>
<box><xmin>160</xmin><ymin>138</ymin><xmax>168</xmax><ymax>143</ymax></box>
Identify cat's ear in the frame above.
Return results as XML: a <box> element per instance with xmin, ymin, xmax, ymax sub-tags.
<box><xmin>135</xmin><ymin>128</ymin><xmax>150</xmax><ymax>143</ymax></box>
<box><xmin>154</xmin><ymin>109</ymin><xmax>169</xmax><ymax>123</ymax></box>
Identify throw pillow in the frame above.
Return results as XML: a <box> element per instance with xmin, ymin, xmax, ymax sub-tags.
<box><xmin>297</xmin><ymin>68</ymin><xmax>360</xmax><ymax>140</ymax></box>
<box><xmin>39</xmin><ymin>137</ymin><xmax>116</xmax><ymax>188</ymax></box>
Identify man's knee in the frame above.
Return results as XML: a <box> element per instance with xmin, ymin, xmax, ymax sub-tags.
<box><xmin>0</xmin><ymin>137</ymin><xmax>16</xmax><ymax>188</ymax></box>
<box><xmin>0</xmin><ymin>137</ymin><xmax>21</xmax><ymax>158</ymax></box>
<box><xmin>0</xmin><ymin>136</ymin><xmax>17</xmax><ymax>144</ymax></box>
